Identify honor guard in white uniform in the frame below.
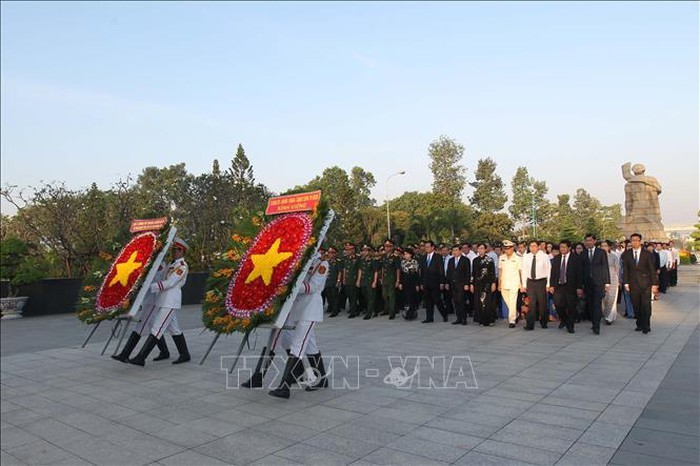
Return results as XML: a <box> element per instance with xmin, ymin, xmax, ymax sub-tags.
<box><xmin>119</xmin><ymin>237</ymin><xmax>192</xmax><ymax>366</ymax></box>
<box><xmin>269</xmin><ymin>253</ymin><xmax>329</xmax><ymax>398</ymax></box>
<box><xmin>240</xmin><ymin>253</ymin><xmax>329</xmax><ymax>398</ymax></box>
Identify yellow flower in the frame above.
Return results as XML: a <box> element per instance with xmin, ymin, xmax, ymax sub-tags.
<box><xmin>225</xmin><ymin>249</ymin><xmax>240</xmax><ymax>261</ymax></box>
<box><xmin>83</xmin><ymin>285</ymin><xmax>96</xmax><ymax>292</ymax></box>
<box><xmin>99</xmin><ymin>252</ymin><xmax>113</xmax><ymax>261</ymax></box>
<box><xmin>252</xmin><ymin>216</ymin><xmax>263</xmax><ymax>227</ymax></box>
<box><xmin>213</xmin><ymin>268</ymin><xmax>234</xmax><ymax>278</ymax></box>
<box><xmin>205</xmin><ymin>290</ymin><xmax>222</xmax><ymax>303</ymax></box>
<box><xmin>308</xmin><ymin>236</ymin><xmax>316</xmax><ymax>246</ymax></box>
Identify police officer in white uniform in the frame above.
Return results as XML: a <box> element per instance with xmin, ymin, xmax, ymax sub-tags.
<box><xmin>268</xmin><ymin>253</ymin><xmax>329</xmax><ymax>399</ymax></box>
<box><xmin>128</xmin><ymin>238</ymin><xmax>191</xmax><ymax>366</ymax></box>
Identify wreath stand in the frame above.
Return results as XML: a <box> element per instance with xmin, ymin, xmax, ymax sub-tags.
<box><xmin>80</xmin><ymin>315</ymin><xmax>135</xmax><ymax>356</ymax></box>
<box><xmin>199</xmin><ymin>324</ymin><xmax>295</xmax><ymax>374</ymax></box>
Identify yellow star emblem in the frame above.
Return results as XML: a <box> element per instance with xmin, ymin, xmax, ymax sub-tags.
<box><xmin>245</xmin><ymin>238</ymin><xmax>293</xmax><ymax>286</ymax></box>
<box><xmin>109</xmin><ymin>251</ymin><xmax>143</xmax><ymax>287</ymax></box>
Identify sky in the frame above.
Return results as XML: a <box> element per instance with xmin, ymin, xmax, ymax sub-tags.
<box><xmin>1</xmin><ymin>1</ymin><xmax>698</xmax><ymax>225</ymax></box>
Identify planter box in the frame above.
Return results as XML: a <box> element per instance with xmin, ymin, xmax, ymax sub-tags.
<box><xmin>1</xmin><ymin>296</ymin><xmax>29</xmax><ymax>319</ymax></box>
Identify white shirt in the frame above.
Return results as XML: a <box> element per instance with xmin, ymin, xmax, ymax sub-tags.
<box><xmin>487</xmin><ymin>251</ymin><xmax>500</xmax><ymax>277</ymax></box>
<box><xmin>521</xmin><ymin>250</ymin><xmax>552</xmax><ymax>288</ymax></box>
<box><xmin>463</xmin><ymin>250</ymin><xmax>477</xmax><ymax>266</ymax></box>
<box><xmin>657</xmin><ymin>249</ymin><xmax>670</xmax><ymax>268</ymax></box>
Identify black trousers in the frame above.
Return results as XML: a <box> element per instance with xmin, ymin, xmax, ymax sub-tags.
<box><xmin>630</xmin><ymin>285</ymin><xmax>652</xmax><ymax>331</ymax></box>
<box><xmin>659</xmin><ymin>267</ymin><xmax>668</xmax><ymax>293</ymax></box>
<box><xmin>343</xmin><ymin>284</ymin><xmax>358</xmax><ymax>316</ymax></box>
<box><xmin>585</xmin><ymin>282</ymin><xmax>605</xmax><ymax>331</ymax></box>
<box><xmin>442</xmin><ymin>288</ymin><xmax>454</xmax><ymax>314</ymax></box>
<box><xmin>553</xmin><ymin>285</ymin><xmax>576</xmax><ymax>332</ymax></box>
<box><xmin>424</xmin><ymin>285</ymin><xmax>446</xmax><ymax>322</ymax></box>
<box><xmin>526</xmin><ymin>278</ymin><xmax>548</xmax><ymax>328</ymax></box>
<box><xmin>451</xmin><ymin>284</ymin><xmax>466</xmax><ymax>323</ymax></box>
<box><xmin>670</xmin><ymin>267</ymin><xmax>678</xmax><ymax>286</ymax></box>
<box><xmin>326</xmin><ymin>286</ymin><xmax>340</xmax><ymax>315</ymax></box>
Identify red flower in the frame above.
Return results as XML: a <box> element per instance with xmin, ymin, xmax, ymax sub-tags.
<box><xmin>226</xmin><ymin>213</ymin><xmax>313</xmax><ymax>318</ymax></box>
<box><xmin>96</xmin><ymin>232</ymin><xmax>157</xmax><ymax>312</ymax></box>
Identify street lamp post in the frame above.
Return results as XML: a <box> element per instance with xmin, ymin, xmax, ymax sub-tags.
<box><xmin>386</xmin><ymin>171</ymin><xmax>406</xmax><ymax>240</ymax></box>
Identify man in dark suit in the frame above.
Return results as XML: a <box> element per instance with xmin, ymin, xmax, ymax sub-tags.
<box><xmin>446</xmin><ymin>245</ymin><xmax>471</xmax><ymax>325</ymax></box>
<box><xmin>549</xmin><ymin>240</ymin><xmax>583</xmax><ymax>334</ymax></box>
<box><xmin>581</xmin><ymin>234</ymin><xmax>611</xmax><ymax>334</ymax></box>
<box><xmin>420</xmin><ymin>240</ymin><xmax>446</xmax><ymax>323</ymax></box>
<box><xmin>621</xmin><ymin>233</ymin><xmax>659</xmax><ymax>334</ymax></box>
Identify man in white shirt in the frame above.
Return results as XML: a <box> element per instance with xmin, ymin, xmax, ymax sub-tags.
<box><xmin>498</xmin><ymin>240</ymin><xmax>523</xmax><ymax>328</ymax></box>
<box><xmin>656</xmin><ymin>243</ymin><xmax>670</xmax><ymax>294</ymax></box>
<box><xmin>668</xmin><ymin>240</ymin><xmax>680</xmax><ymax>287</ymax></box>
<box><xmin>522</xmin><ymin>240</ymin><xmax>552</xmax><ymax>330</ymax></box>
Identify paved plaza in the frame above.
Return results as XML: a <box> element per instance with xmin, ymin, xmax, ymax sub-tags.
<box><xmin>1</xmin><ymin>268</ymin><xmax>698</xmax><ymax>465</ymax></box>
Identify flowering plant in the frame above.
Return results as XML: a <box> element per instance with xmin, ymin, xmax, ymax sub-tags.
<box><xmin>202</xmin><ymin>199</ymin><xmax>329</xmax><ymax>334</ymax></box>
<box><xmin>76</xmin><ymin>222</ymin><xmax>171</xmax><ymax>324</ymax></box>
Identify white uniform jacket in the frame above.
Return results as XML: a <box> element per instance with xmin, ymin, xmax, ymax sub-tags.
<box><xmin>149</xmin><ymin>258</ymin><xmax>188</xmax><ymax>309</ymax></box>
<box><xmin>288</xmin><ymin>259</ymin><xmax>329</xmax><ymax>323</ymax></box>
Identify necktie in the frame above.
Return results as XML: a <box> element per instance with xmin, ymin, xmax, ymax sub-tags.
<box><xmin>560</xmin><ymin>255</ymin><xmax>567</xmax><ymax>284</ymax></box>
<box><xmin>634</xmin><ymin>250</ymin><xmax>638</xmax><ymax>265</ymax></box>
<box><xmin>589</xmin><ymin>249</ymin><xmax>594</xmax><ymax>261</ymax></box>
<box><xmin>531</xmin><ymin>254</ymin><xmax>537</xmax><ymax>280</ymax></box>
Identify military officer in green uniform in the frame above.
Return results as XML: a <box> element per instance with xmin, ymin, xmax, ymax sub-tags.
<box><xmin>380</xmin><ymin>239</ymin><xmax>402</xmax><ymax>319</ymax></box>
<box><xmin>358</xmin><ymin>245</ymin><xmax>379</xmax><ymax>320</ymax></box>
<box><xmin>325</xmin><ymin>246</ymin><xmax>342</xmax><ymax>317</ymax></box>
<box><xmin>341</xmin><ymin>242</ymin><xmax>360</xmax><ymax>318</ymax></box>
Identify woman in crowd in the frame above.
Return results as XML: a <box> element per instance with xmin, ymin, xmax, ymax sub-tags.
<box><xmin>574</xmin><ymin>242</ymin><xmax>585</xmax><ymax>256</ymax></box>
<box><xmin>472</xmin><ymin>243</ymin><xmax>497</xmax><ymax>326</ymax></box>
<box><xmin>399</xmin><ymin>248</ymin><xmax>421</xmax><ymax>321</ymax></box>
<box><xmin>600</xmin><ymin>240</ymin><xmax>619</xmax><ymax>325</ymax></box>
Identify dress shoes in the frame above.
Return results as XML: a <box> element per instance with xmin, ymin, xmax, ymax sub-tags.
<box><xmin>635</xmin><ymin>327</ymin><xmax>643</xmax><ymax>331</ymax></box>
<box><xmin>421</xmin><ymin>319</ymin><xmax>433</xmax><ymax>324</ymax></box>
<box><xmin>508</xmin><ymin>323</ymin><xmax>516</xmax><ymax>328</ymax></box>
<box><xmin>451</xmin><ymin>321</ymin><xmax>461</xmax><ymax>325</ymax></box>
<box><xmin>604</xmin><ymin>320</ymin><xmax>612</xmax><ymax>326</ymax></box>
<box><xmin>593</xmin><ymin>328</ymin><xmax>600</xmax><ymax>335</ymax></box>
<box><xmin>568</xmin><ymin>329</ymin><xmax>575</xmax><ymax>334</ymax></box>
<box><xmin>558</xmin><ymin>322</ymin><xmax>566</xmax><ymax>329</ymax></box>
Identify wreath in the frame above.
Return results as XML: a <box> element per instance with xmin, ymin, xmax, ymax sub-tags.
<box><xmin>203</xmin><ymin>200</ymin><xmax>329</xmax><ymax>334</ymax></box>
<box><xmin>76</xmin><ymin>223</ymin><xmax>171</xmax><ymax>324</ymax></box>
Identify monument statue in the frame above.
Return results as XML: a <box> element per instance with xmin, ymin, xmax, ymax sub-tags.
<box><xmin>620</xmin><ymin>162</ymin><xmax>667</xmax><ymax>240</ymax></box>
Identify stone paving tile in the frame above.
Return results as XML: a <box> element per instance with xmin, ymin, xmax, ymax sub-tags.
<box><xmin>555</xmin><ymin>441</ymin><xmax>616</xmax><ymax>465</ymax></box>
<box><xmin>473</xmin><ymin>439</ymin><xmax>563</xmax><ymax>465</ymax></box>
<box><xmin>157</xmin><ymin>449</ymin><xmax>231</xmax><ymax>465</ymax></box>
<box><xmin>273</xmin><ymin>442</ymin><xmax>356</xmax><ymax>465</ymax></box>
<box><xmin>384</xmin><ymin>435</ymin><xmax>470</xmax><ymax>463</ymax></box>
<box><xmin>454</xmin><ymin>450</ymin><xmax>539</xmax><ymax>465</ymax></box>
<box><xmin>359</xmin><ymin>446</ymin><xmax>450</xmax><ymax>465</ymax></box>
<box><xmin>5</xmin><ymin>438</ymin><xmax>89</xmax><ymax>466</ymax></box>
<box><xmin>302</xmin><ymin>432</ymin><xmax>381</xmax><ymax>460</ymax></box>
<box><xmin>424</xmin><ymin>417</ymin><xmax>501</xmax><ymax>438</ymax></box>
<box><xmin>578</xmin><ymin>421</ymin><xmax>632</xmax><ymax>449</ymax></box>
<box><xmin>194</xmin><ymin>430</ymin><xmax>295</xmax><ymax>465</ymax></box>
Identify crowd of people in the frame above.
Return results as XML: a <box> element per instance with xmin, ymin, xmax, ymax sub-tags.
<box><xmin>319</xmin><ymin>234</ymin><xmax>680</xmax><ymax>335</ymax></box>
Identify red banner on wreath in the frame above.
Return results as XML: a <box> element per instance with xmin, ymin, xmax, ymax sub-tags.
<box><xmin>130</xmin><ymin>217</ymin><xmax>169</xmax><ymax>233</ymax></box>
<box><xmin>265</xmin><ymin>191</ymin><xmax>321</xmax><ymax>215</ymax></box>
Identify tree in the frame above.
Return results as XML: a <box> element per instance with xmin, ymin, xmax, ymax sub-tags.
<box><xmin>296</xmin><ymin>166</ymin><xmax>376</xmax><ymax>245</ymax></box>
<box><xmin>691</xmin><ymin>211</ymin><xmax>700</xmax><ymax>251</ymax></box>
<box><xmin>572</xmin><ymin>188</ymin><xmax>602</xmax><ymax>237</ymax></box>
<box><xmin>428</xmin><ymin>135</ymin><xmax>467</xmax><ymax>238</ymax></box>
<box><xmin>469</xmin><ymin>157</ymin><xmax>507</xmax><ymax>212</ymax></box>
<box><xmin>472</xmin><ymin>212</ymin><xmax>514</xmax><ymax>242</ymax></box>
<box><xmin>509</xmin><ymin>167</ymin><xmax>552</xmax><ymax>238</ymax></box>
